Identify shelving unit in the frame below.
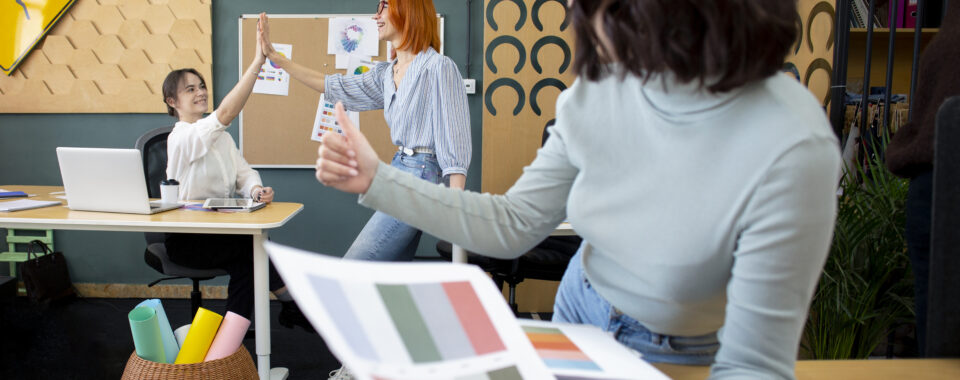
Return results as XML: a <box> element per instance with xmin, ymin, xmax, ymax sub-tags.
<box><xmin>847</xmin><ymin>28</ymin><xmax>939</xmax><ymax>94</ymax></box>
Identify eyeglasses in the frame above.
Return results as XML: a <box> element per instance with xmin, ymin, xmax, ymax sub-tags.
<box><xmin>377</xmin><ymin>0</ymin><xmax>388</xmax><ymax>15</ymax></box>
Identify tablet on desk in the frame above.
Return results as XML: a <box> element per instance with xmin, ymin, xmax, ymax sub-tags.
<box><xmin>202</xmin><ymin>198</ymin><xmax>266</xmax><ymax>212</ymax></box>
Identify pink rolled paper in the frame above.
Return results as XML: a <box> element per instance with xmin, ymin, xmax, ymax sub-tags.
<box><xmin>203</xmin><ymin>311</ymin><xmax>251</xmax><ymax>361</ymax></box>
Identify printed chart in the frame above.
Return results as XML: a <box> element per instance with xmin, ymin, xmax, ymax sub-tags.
<box><xmin>265</xmin><ymin>241</ymin><xmax>555</xmax><ymax>380</ymax></box>
<box><xmin>254</xmin><ymin>43</ymin><xmax>292</xmax><ymax>96</ymax></box>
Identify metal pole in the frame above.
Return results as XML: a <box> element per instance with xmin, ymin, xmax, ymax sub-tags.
<box><xmin>883</xmin><ymin>0</ymin><xmax>899</xmax><ymax>132</ymax></box>
<box><xmin>860</xmin><ymin>0</ymin><xmax>878</xmax><ymax>132</ymax></box>
<box><xmin>831</xmin><ymin>0</ymin><xmax>852</xmax><ymax>138</ymax></box>
<box><xmin>909</xmin><ymin>0</ymin><xmax>928</xmax><ymax>121</ymax></box>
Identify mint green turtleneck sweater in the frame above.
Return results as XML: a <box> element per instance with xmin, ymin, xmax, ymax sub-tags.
<box><xmin>359</xmin><ymin>71</ymin><xmax>840</xmax><ymax>379</ymax></box>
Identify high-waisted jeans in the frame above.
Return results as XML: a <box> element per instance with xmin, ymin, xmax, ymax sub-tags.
<box><xmin>343</xmin><ymin>151</ymin><xmax>441</xmax><ymax>262</ymax></box>
<box><xmin>553</xmin><ymin>249</ymin><xmax>720</xmax><ymax>365</ymax></box>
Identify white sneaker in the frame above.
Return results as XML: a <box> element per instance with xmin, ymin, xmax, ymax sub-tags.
<box><xmin>328</xmin><ymin>366</ymin><xmax>354</xmax><ymax>380</ymax></box>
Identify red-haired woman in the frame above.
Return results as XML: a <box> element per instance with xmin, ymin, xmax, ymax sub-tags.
<box><xmin>258</xmin><ymin>1</ymin><xmax>470</xmax><ymax>264</ymax></box>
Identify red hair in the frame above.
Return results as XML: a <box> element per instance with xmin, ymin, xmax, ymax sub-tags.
<box><xmin>388</xmin><ymin>0</ymin><xmax>441</xmax><ymax>59</ymax></box>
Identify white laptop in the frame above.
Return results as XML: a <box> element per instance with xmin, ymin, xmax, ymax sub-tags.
<box><xmin>56</xmin><ymin>147</ymin><xmax>181</xmax><ymax>214</ymax></box>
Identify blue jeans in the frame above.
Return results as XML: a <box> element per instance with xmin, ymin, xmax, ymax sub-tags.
<box><xmin>553</xmin><ymin>249</ymin><xmax>719</xmax><ymax>365</ymax></box>
<box><xmin>343</xmin><ymin>152</ymin><xmax>441</xmax><ymax>261</ymax></box>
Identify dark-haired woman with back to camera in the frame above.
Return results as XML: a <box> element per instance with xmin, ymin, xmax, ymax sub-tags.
<box><xmin>316</xmin><ymin>0</ymin><xmax>841</xmax><ymax>378</ymax></box>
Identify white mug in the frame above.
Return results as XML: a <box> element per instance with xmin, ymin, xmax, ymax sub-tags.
<box><xmin>160</xmin><ymin>179</ymin><xmax>179</xmax><ymax>204</ymax></box>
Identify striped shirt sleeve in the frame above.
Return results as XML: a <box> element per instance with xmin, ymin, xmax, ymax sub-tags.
<box><xmin>432</xmin><ymin>57</ymin><xmax>471</xmax><ymax>177</ymax></box>
<box><xmin>324</xmin><ymin>61</ymin><xmax>391</xmax><ymax>111</ymax></box>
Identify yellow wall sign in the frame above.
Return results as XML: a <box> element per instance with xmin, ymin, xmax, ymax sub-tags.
<box><xmin>1</xmin><ymin>0</ymin><xmax>75</xmax><ymax>76</ymax></box>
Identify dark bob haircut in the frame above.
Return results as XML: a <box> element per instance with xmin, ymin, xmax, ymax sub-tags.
<box><xmin>162</xmin><ymin>68</ymin><xmax>206</xmax><ymax>117</ymax></box>
<box><xmin>571</xmin><ymin>0</ymin><xmax>798</xmax><ymax>93</ymax></box>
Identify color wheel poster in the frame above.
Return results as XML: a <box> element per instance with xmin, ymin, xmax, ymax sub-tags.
<box><xmin>328</xmin><ymin>17</ymin><xmax>379</xmax><ymax>57</ymax></box>
<box><xmin>253</xmin><ymin>43</ymin><xmax>292</xmax><ymax>96</ymax></box>
<box><xmin>264</xmin><ymin>241</ymin><xmax>555</xmax><ymax>380</ymax></box>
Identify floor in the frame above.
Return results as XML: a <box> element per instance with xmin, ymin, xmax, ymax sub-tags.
<box><xmin>0</xmin><ymin>296</ymin><xmax>334</xmax><ymax>380</ymax></box>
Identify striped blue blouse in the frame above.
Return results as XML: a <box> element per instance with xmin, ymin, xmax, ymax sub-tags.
<box><xmin>324</xmin><ymin>47</ymin><xmax>472</xmax><ymax>177</ymax></box>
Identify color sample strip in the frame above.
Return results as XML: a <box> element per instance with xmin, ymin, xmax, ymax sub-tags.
<box><xmin>443</xmin><ymin>281</ymin><xmax>507</xmax><ymax>355</ymax></box>
<box><xmin>310</xmin><ymin>275</ymin><xmax>379</xmax><ymax>361</ymax></box>
<box><xmin>377</xmin><ymin>284</ymin><xmax>443</xmax><ymax>363</ymax></box>
<box><xmin>408</xmin><ymin>283</ymin><xmax>477</xmax><ymax>360</ymax></box>
<box><xmin>487</xmin><ymin>365</ymin><xmax>524</xmax><ymax>380</ymax></box>
<box><xmin>523</xmin><ymin>326</ymin><xmax>602</xmax><ymax>372</ymax></box>
<box><xmin>342</xmin><ymin>281</ymin><xmax>412</xmax><ymax>364</ymax></box>
<box><xmin>453</xmin><ymin>365</ymin><xmax>523</xmax><ymax>380</ymax></box>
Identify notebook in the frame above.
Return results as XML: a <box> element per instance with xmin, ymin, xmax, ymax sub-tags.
<box><xmin>56</xmin><ymin>147</ymin><xmax>181</xmax><ymax>215</ymax></box>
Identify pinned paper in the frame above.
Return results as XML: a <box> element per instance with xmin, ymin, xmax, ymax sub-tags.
<box><xmin>347</xmin><ymin>56</ymin><xmax>377</xmax><ymax>76</ymax></box>
<box><xmin>312</xmin><ymin>93</ymin><xmax>359</xmax><ymax>142</ymax></box>
<box><xmin>328</xmin><ymin>18</ymin><xmax>379</xmax><ymax>57</ymax></box>
<box><xmin>254</xmin><ymin>43</ymin><xmax>293</xmax><ymax>96</ymax></box>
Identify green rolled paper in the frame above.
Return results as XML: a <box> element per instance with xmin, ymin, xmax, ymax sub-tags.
<box><xmin>128</xmin><ymin>306</ymin><xmax>166</xmax><ymax>363</ymax></box>
<box><xmin>136</xmin><ymin>299</ymin><xmax>180</xmax><ymax>363</ymax></box>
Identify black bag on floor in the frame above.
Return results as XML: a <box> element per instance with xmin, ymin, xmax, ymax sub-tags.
<box><xmin>22</xmin><ymin>240</ymin><xmax>75</xmax><ymax>303</ymax></box>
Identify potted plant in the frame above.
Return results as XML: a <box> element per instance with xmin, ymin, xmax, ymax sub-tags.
<box><xmin>801</xmin><ymin>131</ymin><xmax>914</xmax><ymax>359</ymax></box>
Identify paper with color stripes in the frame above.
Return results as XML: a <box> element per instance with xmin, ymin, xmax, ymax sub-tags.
<box><xmin>265</xmin><ymin>241</ymin><xmax>554</xmax><ymax>380</ymax></box>
<box><xmin>518</xmin><ymin>319</ymin><xmax>670</xmax><ymax>379</ymax></box>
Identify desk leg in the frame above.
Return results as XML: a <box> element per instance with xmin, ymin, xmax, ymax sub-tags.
<box><xmin>253</xmin><ymin>233</ymin><xmax>288</xmax><ymax>380</ymax></box>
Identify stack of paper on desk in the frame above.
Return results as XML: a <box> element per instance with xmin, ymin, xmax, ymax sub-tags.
<box><xmin>0</xmin><ymin>199</ymin><xmax>61</xmax><ymax>212</ymax></box>
<box><xmin>264</xmin><ymin>242</ymin><xmax>669</xmax><ymax>380</ymax></box>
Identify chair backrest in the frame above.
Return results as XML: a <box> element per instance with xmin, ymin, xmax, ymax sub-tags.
<box><xmin>135</xmin><ymin>127</ymin><xmax>174</xmax><ymax>199</ymax></box>
<box><xmin>927</xmin><ymin>96</ymin><xmax>960</xmax><ymax>356</ymax></box>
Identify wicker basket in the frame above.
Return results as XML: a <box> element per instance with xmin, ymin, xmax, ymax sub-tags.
<box><xmin>120</xmin><ymin>345</ymin><xmax>258</xmax><ymax>380</ymax></box>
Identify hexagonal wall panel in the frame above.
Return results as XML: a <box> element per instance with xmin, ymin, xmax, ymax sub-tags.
<box><xmin>0</xmin><ymin>0</ymin><xmax>213</xmax><ymax>113</ymax></box>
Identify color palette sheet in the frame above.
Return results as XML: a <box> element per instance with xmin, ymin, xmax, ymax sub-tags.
<box><xmin>265</xmin><ymin>241</ymin><xmax>554</xmax><ymax>380</ymax></box>
<box><xmin>518</xmin><ymin>319</ymin><xmax>669</xmax><ymax>379</ymax></box>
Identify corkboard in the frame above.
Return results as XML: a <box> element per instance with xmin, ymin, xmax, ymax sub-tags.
<box><xmin>482</xmin><ymin>0</ymin><xmax>575</xmax><ymax>194</ymax></box>
<box><xmin>0</xmin><ymin>0</ymin><xmax>214</xmax><ymax>113</ymax></box>
<box><xmin>239</xmin><ymin>15</ymin><xmax>444</xmax><ymax>167</ymax></box>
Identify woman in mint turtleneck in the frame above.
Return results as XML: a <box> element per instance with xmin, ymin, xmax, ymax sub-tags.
<box><xmin>315</xmin><ymin>1</ymin><xmax>840</xmax><ymax>378</ymax></box>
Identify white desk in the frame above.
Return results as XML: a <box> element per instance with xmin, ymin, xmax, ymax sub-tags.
<box><xmin>0</xmin><ymin>185</ymin><xmax>302</xmax><ymax>380</ymax></box>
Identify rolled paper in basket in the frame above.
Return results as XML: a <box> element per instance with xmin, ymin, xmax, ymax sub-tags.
<box><xmin>174</xmin><ymin>307</ymin><xmax>223</xmax><ymax>364</ymax></box>
<box><xmin>174</xmin><ymin>324</ymin><xmax>191</xmax><ymax>347</ymax></box>
<box><xmin>135</xmin><ymin>299</ymin><xmax>179</xmax><ymax>363</ymax></box>
<box><xmin>204</xmin><ymin>311</ymin><xmax>251</xmax><ymax>361</ymax></box>
<box><xmin>128</xmin><ymin>306</ymin><xmax>166</xmax><ymax>363</ymax></box>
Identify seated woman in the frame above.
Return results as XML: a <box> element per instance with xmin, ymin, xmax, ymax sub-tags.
<box><xmin>160</xmin><ymin>20</ymin><xmax>309</xmax><ymax>331</ymax></box>
<box><xmin>315</xmin><ymin>0</ymin><xmax>841</xmax><ymax>378</ymax></box>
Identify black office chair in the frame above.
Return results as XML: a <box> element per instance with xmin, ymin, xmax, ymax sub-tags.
<box><xmin>927</xmin><ymin>96</ymin><xmax>960</xmax><ymax>357</ymax></box>
<box><xmin>437</xmin><ymin>119</ymin><xmax>580</xmax><ymax>314</ymax></box>
<box><xmin>135</xmin><ymin>126</ymin><xmax>227</xmax><ymax>319</ymax></box>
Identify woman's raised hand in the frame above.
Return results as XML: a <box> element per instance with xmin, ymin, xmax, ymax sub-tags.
<box><xmin>315</xmin><ymin>102</ymin><xmax>379</xmax><ymax>193</ymax></box>
<box><xmin>258</xmin><ymin>12</ymin><xmax>276</xmax><ymax>58</ymax></box>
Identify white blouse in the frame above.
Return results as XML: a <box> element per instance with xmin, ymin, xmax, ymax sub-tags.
<box><xmin>166</xmin><ymin>111</ymin><xmax>261</xmax><ymax>201</ymax></box>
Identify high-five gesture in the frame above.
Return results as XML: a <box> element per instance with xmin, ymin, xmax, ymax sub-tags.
<box><xmin>315</xmin><ymin>102</ymin><xmax>379</xmax><ymax>193</ymax></box>
<box><xmin>258</xmin><ymin>13</ymin><xmax>277</xmax><ymax>58</ymax></box>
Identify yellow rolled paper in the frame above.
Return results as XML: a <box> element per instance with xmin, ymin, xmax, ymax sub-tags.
<box><xmin>174</xmin><ymin>307</ymin><xmax>223</xmax><ymax>364</ymax></box>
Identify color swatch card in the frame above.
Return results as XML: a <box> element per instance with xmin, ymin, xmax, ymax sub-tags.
<box><xmin>518</xmin><ymin>320</ymin><xmax>669</xmax><ymax>380</ymax></box>
<box><xmin>264</xmin><ymin>241</ymin><xmax>555</xmax><ymax>380</ymax></box>
<box><xmin>312</xmin><ymin>93</ymin><xmax>358</xmax><ymax>142</ymax></box>
<box><xmin>254</xmin><ymin>43</ymin><xmax>292</xmax><ymax>96</ymax></box>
